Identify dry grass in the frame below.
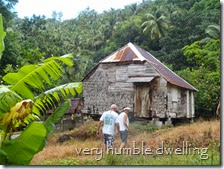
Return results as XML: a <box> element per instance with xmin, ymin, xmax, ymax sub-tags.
<box><xmin>30</xmin><ymin>119</ymin><xmax>220</xmax><ymax>165</ymax></box>
<box><xmin>129</xmin><ymin>119</ymin><xmax>220</xmax><ymax>150</ymax></box>
<box><xmin>47</xmin><ymin>120</ymin><xmax>99</xmax><ymax>145</ymax></box>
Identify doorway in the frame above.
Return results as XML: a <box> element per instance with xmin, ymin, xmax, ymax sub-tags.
<box><xmin>134</xmin><ymin>83</ymin><xmax>152</xmax><ymax>118</ymax></box>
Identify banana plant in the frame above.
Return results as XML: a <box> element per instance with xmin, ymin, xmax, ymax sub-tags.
<box><xmin>0</xmin><ymin>54</ymin><xmax>83</xmax><ymax>164</ymax></box>
<box><xmin>0</xmin><ymin>99</ymin><xmax>36</xmax><ymax>145</ymax></box>
<box><xmin>0</xmin><ymin>16</ymin><xmax>82</xmax><ymax>164</ymax></box>
<box><xmin>33</xmin><ymin>82</ymin><xmax>82</xmax><ymax>116</ymax></box>
<box><xmin>0</xmin><ymin>100</ymin><xmax>71</xmax><ymax>165</ymax></box>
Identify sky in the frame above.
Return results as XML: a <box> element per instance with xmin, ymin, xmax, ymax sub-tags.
<box><xmin>14</xmin><ymin>0</ymin><xmax>142</xmax><ymax>20</ymax></box>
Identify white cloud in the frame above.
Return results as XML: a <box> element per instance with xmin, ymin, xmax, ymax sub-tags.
<box><xmin>14</xmin><ymin>0</ymin><xmax>141</xmax><ymax>20</ymax></box>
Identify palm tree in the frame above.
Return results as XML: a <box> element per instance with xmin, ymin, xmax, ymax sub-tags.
<box><xmin>141</xmin><ymin>9</ymin><xmax>169</xmax><ymax>41</ymax></box>
<box><xmin>205</xmin><ymin>24</ymin><xmax>220</xmax><ymax>40</ymax></box>
<box><xmin>162</xmin><ymin>4</ymin><xmax>181</xmax><ymax>20</ymax></box>
<box><xmin>201</xmin><ymin>24</ymin><xmax>220</xmax><ymax>44</ymax></box>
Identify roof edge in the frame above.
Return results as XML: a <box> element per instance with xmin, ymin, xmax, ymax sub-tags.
<box><xmin>82</xmin><ymin>63</ymin><xmax>100</xmax><ymax>82</ymax></box>
<box><xmin>133</xmin><ymin>44</ymin><xmax>198</xmax><ymax>92</ymax></box>
<box><xmin>145</xmin><ymin>50</ymin><xmax>198</xmax><ymax>92</ymax></box>
<box><xmin>128</xmin><ymin>42</ymin><xmax>145</xmax><ymax>61</ymax></box>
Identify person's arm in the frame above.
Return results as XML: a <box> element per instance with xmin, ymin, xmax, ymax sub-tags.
<box><xmin>115</xmin><ymin>115</ymin><xmax>119</xmax><ymax>135</ymax></box>
<box><xmin>116</xmin><ymin>123</ymin><xmax>120</xmax><ymax>135</ymax></box>
<box><xmin>116</xmin><ymin>123</ymin><xmax>120</xmax><ymax>131</ymax></box>
<box><xmin>97</xmin><ymin>113</ymin><xmax>104</xmax><ymax>136</ymax></box>
<box><xmin>123</xmin><ymin>114</ymin><xmax>129</xmax><ymax>130</ymax></box>
<box><xmin>97</xmin><ymin>121</ymin><xmax>103</xmax><ymax>136</ymax></box>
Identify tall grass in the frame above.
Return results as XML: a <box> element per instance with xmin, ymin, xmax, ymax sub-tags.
<box><xmin>31</xmin><ymin>119</ymin><xmax>220</xmax><ymax>166</ymax></box>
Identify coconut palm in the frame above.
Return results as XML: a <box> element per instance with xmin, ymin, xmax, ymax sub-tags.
<box><xmin>141</xmin><ymin>9</ymin><xmax>169</xmax><ymax>40</ymax></box>
<box><xmin>205</xmin><ymin>24</ymin><xmax>220</xmax><ymax>40</ymax></box>
<box><xmin>201</xmin><ymin>24</ymin><xmax>220</xmax><ymax>44</ymax></box>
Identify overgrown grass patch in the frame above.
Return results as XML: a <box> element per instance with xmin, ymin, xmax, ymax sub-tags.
<box><xmin>39</xmin><ymin>146</ymin><xmax>220</xmax><ymax>165</ymax></box>
<box><xmin>129</xmin><ymin>122</ymin><xmax>159</xmax><ymax>132</ymax></box>
<box><xmin>31</xmin><ymin>119</ymin><xmax>220</xmax><ymax>166</ymax></box>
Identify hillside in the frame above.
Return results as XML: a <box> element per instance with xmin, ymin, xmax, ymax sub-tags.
<box><xmin>0</xmin><ymin>0</ymin><xmax>220</xmax><ymax>166</ymax></box>
<box><xmin>0</xmin><ymin>0</ymin><xmax>220</xmax><ymax>119</ymax></box>
<box><xmin>31</xmin><ymin>119</ymin><xmax>220</xmax><ymax>165</ymax></box>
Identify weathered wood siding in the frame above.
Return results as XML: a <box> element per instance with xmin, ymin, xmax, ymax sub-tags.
<box><xmin>83</xmin><ymin>61</ymin><xmax>194</xmax><ymax>119</ymax></box>
<box><xmin>149</xmin><ymin>77</ymin><xmax>168</xmax><ymax>118</ymax></box>
<box><xmin>83</xmin><ymin>61</ymin><xmax>159</xmax><ymax>114</ymax></box>
<box><xmin>167</xmin><ymin>83</ymin><xmax>194</xmax><ymax>118</ymax></box>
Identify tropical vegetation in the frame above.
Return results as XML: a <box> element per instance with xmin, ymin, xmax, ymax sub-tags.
<box><xmin>0</xmin><ymin>0</ymin><xmax>220</xmax><ymax>165</ymax></box>
<box><xmin>0</xmin><ymin>0</ymin><xmax>220</xmax><ymax>119</ymax></box>
<box><xmin>0</xmin><ymin>12</ymin><xmax>82</xmax><ymax>164</ymax></box>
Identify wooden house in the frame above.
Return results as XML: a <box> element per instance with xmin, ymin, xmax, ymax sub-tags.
<box><xmin>82</xmin><ymin>42</ymin><xmax>198</xmax><ymax>124</ymax></box>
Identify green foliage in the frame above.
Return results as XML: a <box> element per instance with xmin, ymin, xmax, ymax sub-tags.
<box><xmin>0</xmin><ymin>0</ymin><xmax>220</xmax><ymax>122</ymax></box>
<box><xmin>0</xmin><ymin>14</ymin><xmax>6</xmax><ymax>59</ymax></box>
<box><xmin>42</xmin><ymin>157</ymin><xmax>80</xmax><ymax>165</ymax></box>
<box><xmin>1</xmin><ymin>121</ymin><xmax>47</xmax><ymax>165</ymax></box>
<box><xmin>104</xmin><ymin>154</ymin><xmax>123</xmax><ymax>165</ymax></box>
<box><xmin>0</xmin><ymin>2</ymin><xmax>84</xmax><ymax>164</ymax></box>
<box><xmin>44</xmin><ymin>100</ymin><xmax>71</xmax><ymax>136</ymax></box>
<box><xmin>141</xmin><ymin>8</ymin><xmax>169</xmax><ymax>40</ymax></box>
<box><xmin>41</xmin><ymin>146</ymin><xmax>220</xmax><ymax>165</ymax></box>
<box><xmin>33</xmin><ymin>82</ymin><xmax>82</xmax><ymax>116</ymax></box>
<box><xmin>0</xmin><ymin>149</ymin><xmax>8</xmax><ymax>164</ymax></box>
<box><xmin>0</xmin><ymin>52</ymin><xmax>82</xmax><ymax>165</ymax></box>
<box><xmin>0</xmin><ymin>100</ymin><xmax>70</xmax><ymax>165</ymax></box>
<box><xmin>0</xmin><ymin>85</ymin><xmax>22</xmax><ymax>115</ymax></box>
<box><xmin>179</xmin><ymin>40</ymin><xmax>220</xmax><ymax>118</ymax></box>
<box><xmin>190</xmin><ymin>0</ymin><xmax>220</xmax><ymax>12</ymax></box>
<box><xmin>205</xmin><ymin>24</ymin><xmax>220</xmax><ymax>40</ymax></box>
<box><xmin>2</xmin><ymin>54</ymin><xmax>73</xmax><ymax>99</ymax></box>
<box><xmin>130</xmin><ymin>123</ymin><xmax>159</xmax><ymax>132</ymax></box>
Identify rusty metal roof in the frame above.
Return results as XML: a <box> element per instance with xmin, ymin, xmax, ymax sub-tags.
<box><xmin>133</xmin><ymin>44</ymin><xmax>198</xmax><ymax>91</ymax></box>
<box><xmin>101</xmin><ymin>45</ymin><xmax>141</xmax><ymax>62</ymax></box>
<box><xmin>86</xmin><ymin>42</ymin><xmax>198</xmax><ymax>91</ymax></box>
<box><xmin>101</xmin><ymin>42</ymin><xmax>147</xmax><ymax>63</ymax></box>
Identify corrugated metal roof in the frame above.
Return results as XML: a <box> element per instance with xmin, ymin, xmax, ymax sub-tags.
<box><xmin>101</xmin><ymin>45</ymin><xmax>140</xmax><ymax>62</ymax></box>
<box><xmin>133</xmin><ymin>44</ymin><xmax>198</xmax><ymax>91</ymax></box>
<box><xmin>100</xmin><ymin>42</ymin><xmax>198</xmax><ymax>91</ymax></box>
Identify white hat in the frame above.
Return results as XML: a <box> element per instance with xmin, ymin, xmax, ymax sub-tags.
<box><xmin>123</xmin><ymin>107</ymin><xmax>131</xmax><ymax>111</ymax></box>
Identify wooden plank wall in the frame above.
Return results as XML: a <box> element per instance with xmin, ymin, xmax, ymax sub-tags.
<box><xmin>83</xmin><ymin>61</ymin><xmax>194</xmax><ymax>119</ymax></box>
<box><xmin>83</xmin><ymin>61</ymin><xmax>159</xmax><ymax>114</ymax></box>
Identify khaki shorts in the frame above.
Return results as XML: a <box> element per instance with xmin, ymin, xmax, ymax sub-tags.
<box><xmin>120</xmin><ymin>130</ymin><xmax>128</xmax><ymax>144</ymax></box>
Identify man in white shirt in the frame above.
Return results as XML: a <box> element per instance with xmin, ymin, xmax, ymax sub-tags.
<box><xmin>116</xmin><ymin>107</ymin><xmax>130</xmax><ymax>152</ymax></box>
<box><xmin>97</xmin><ymin>104</ymin><xmax>118</xmax><ymax>150</ymax></box>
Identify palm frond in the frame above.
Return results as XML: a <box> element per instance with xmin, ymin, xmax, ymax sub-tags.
<box><xmin>158</xmin><ymin>15</ymin><xmax>168</xmax><ymax>22</ymax></box>
<box><xmin>0</xmin><ymin>86</ymin><xmax>22</xmax><ymax>115</ymax></box>
<box><xmin>141</xmin><ymin>21</ymin><xmax>148</xmax><ymax>27</ymax></box>
<box><xmin>142</xmin><ymin>26</ymin><xmax>148</xmax><ymax>33</ymax></box>
<box><xmin>206</xmin><ymin>24</ymin><xmax>220</xmax><ymax>32</ymax></box>
<box><xmin>33</xmin><ymin>82</ymin><xmax>82</xmax><ymax>115</ymax></box>
<box><xmin>2</xmin><ymin>54</ymin><xmax>74</xmax><ymax>99</ymax></box>
<box><xmin>205</xmin><ymin>24</ymin><xmax>220</xmax><ymax>39</ymax></box>
<box><xmin>146</xmin><ymin>13</ymin><xmax>155</xmax><ymax>20</ymax></box>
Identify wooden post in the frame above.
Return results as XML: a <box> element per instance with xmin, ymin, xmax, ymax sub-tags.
<box><xmin>191</xmin><ymin>92</ymin><xmax>195</xmax><ymax>118</ymax></box>
<box><xmin>186</xmin><ymin>90</ymin><xmax>190</xmax><ymax>118</ymax></box>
